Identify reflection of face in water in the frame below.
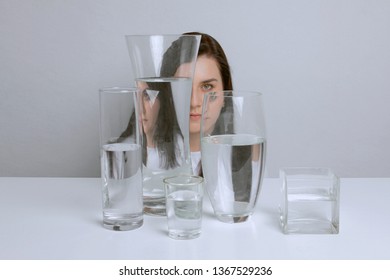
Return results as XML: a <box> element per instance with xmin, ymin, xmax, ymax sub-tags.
<box><xmin>188</xmin><ymin>55</ymin><xmax>224</xmax><ymax>138</ymax></box>
<box><xmin>137</xmin><ymin>81</ymin><xmax>161</xmax><ymax>147</ymax></box>
<box><xmin>135</xmin><ymin>79</ymin><xmax>183</xmax><ymax>170</ymax></box>
<box><xmin>202</xmin><ymin>92</ymin><xmax>224</xmax><ymax>136</ymax></box>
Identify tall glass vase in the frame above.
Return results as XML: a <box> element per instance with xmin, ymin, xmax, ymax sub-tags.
<box><xmin>126</xmin><ymin>34</ymin><xmax>201</xmax><ymax>216</ymax></box>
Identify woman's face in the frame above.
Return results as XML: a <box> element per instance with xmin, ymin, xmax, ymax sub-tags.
<box><xmin>190</xmin><ymin>55</ymin><xmax>224</xmax><ymax>136</ymax></box>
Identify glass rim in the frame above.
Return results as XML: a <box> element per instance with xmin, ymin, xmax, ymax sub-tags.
<box><xmin>163</xmin><ymin>175</ymin><xmax>204</xmax><ymax>186</ymax></box>
<box><xmin>204</xmin><ymin>90</ymin><xmax>263</xmax><ymax>98</ymax></box>
<box><xmin>99</xmin><ymin>87</ymin><xmax>138</xmax><ymax>94</ymax></box>
<box><xmin>280</xmin><ymin>167</ymin><xmax>338</xmax><ymax>177</ymax></box>
<box><xmin>125</xmin><ymin>34</ymin><xmax>201</xmax><ymax>38</ymax></box>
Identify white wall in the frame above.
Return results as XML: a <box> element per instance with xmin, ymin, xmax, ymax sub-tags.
<box><xmin>1</xmin><ymin>0</ymin><xmax>389</xmax><ymax>178</ymax></box>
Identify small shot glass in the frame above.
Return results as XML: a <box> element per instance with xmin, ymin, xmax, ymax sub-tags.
<box><xmin>163</xmin><ymin>175</ymin><xmax>204</xmax><ymax>240</ymax></box>
<box><xmin>279</xmin><ymin>167</ymin><xmax>340</xmax><ymax>234</ymax></box>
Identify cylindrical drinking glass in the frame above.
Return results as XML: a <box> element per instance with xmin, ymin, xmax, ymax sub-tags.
<box><xmin>99</xmin><ymin>87</ymin><xmax>143</xmax><ymax>230</ymax></box>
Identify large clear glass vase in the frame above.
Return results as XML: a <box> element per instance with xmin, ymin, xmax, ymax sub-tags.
<box><xmin>126</xmin><ymin>34</ymin><xmax>201</xmax><ymax>216</ymax></box>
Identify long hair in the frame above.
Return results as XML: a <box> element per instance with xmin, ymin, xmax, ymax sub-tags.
<box><xmin>122</xmin><ymin>35</ymin><xmax>198</xmax><ymax>169</ymax></box>
<box><xmin>152</xmin><ymin>35</ymin><xmax>201</xmax><ymax>169</ymax></box>
<box><xmin>184</xmin><ymin>32</ymin><xmax>233</xmax><ymax>90</ymax></box>
<box><xmin>120</xmin><ymin>82</ymin><xmax>183</xmax><ymax>169</ymax></box>
<box><xmin>145</xmin><ymin>81</ymin><xmax>182</xmax><ymax>169</ymax></box>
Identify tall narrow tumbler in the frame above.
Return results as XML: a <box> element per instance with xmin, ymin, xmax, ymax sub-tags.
<box><xmin>200</xmin><ymin>91</ymin><xmax>267</xmax><ymax>223</ymax></box>
<box><xmin>126</xmin><ymin>34</ymin><xmax>201</xmax><ymax>216</ymax></box>
<box><xmin>99</xmin><ymin>87</ymin><xmax>143</xmax><ymax>230</ymax></box>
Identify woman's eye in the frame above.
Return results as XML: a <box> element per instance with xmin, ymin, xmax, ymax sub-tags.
<box><xmin>201</xmin><ymin>84</ymin><xmax>213</xmax><ymax>91</ymax></box>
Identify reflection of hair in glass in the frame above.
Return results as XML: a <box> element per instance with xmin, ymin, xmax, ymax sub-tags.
<box><xmin>145</xmin><ymin>35</ymin><xmax>200</xmax><ymax>169</ymax></box>
<box><xmin>160</xmin><ymin>35</ymin><xmax>199</xmax><ymax>77</ymax></box>
<box><xmin>120</xmin><ymin>82</ymin><xmax>183</xmax><ymax>170</ymax></box>
<box><xmin>121</xmin><ymin>35</ymin><xmax>200</xmax><ymax>170</ymax></box>
<box><xmin>145</xmin><ymin>81</ymin><xmax>183</xmax><ymax>169</ymax></box>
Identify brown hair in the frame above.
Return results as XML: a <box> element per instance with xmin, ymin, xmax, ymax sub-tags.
<box><xmin>184</xmin><ymin>32</ymin><xmax>233</xmax><ymax>90</ymax></box>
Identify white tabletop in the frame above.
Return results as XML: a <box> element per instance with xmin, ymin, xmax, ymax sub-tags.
<box><xmin>0</xmin><ymin>177</ymin><xmax>389</xmax><ymax>260</ymax></box>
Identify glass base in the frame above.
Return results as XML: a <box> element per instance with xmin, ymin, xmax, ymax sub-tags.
<box><xmin>282</xmin><ymin>219</ymin><xmax>339</xmax><ymax>234</ymax></box>
<box><xmin>103</xmin><ymin>219</ymin><xmax>143</xmax><ymax>231</ymax></box>
<box><xmin>168</xmin><ymin>230</ymin><xmax>201</xmax><ymax>240</ymax></box>
<box><xmin>215</xmin><ymin>213</ymin><xmax>250</xmax><ymax>223</ymax></box>
<box><xmin>103</xmin><ymin>211</ymin><xmax>143</xmax><ymax>231</ymax></box>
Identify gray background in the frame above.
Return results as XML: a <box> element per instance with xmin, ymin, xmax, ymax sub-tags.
<box><xmin>1</xmin><ymin>0</ymin><xmax>389</xmax><ymax>178</ymax></box>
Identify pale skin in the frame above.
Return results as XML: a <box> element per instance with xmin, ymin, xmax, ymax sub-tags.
<box><xmin>140</xmin><ymin>55</ymin><xmax>224</xmax><ymax>151</ymax></box>
<box><xmin>187</xmin><ymin>55</ymin><xmax>260</xmax><ymax>161</ymax></box>
<box><xmin>137</xmin><ymin>81</ymin><xmax>160</xmax><ymax>148</ymax></box>
<box><xmin>189</xmin><ymin>55</ymin><xmax>224</xmax><ymax>152</ymax></box>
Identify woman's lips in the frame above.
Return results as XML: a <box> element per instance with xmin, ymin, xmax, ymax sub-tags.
<box><xmin>190</xmin><ymin>113</ymin><xmax>201</xmax><ymax>121</ymax></box>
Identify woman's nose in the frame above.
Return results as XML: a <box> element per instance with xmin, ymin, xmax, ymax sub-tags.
<box><xmin>191</xmin><ymin>91</ymin><xmax>203</xmax><ymax>107</ymax></box>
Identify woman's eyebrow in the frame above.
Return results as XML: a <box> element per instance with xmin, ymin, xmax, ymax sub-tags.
<box><xmin>201</xmin><ymin>78</ymin><xmax>218</xmax><ymax>83</ymax></box>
